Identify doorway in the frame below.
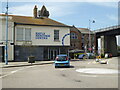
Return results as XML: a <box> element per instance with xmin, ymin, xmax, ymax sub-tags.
<box><xmin>49</xmin><ymin>49</ymin><xmax>58</xmax><ymax>60</ymax></box>
<box><xmin>0</xmin><ymin>46</ymin><xmax>4</xmax><ymax>62</ymax></box>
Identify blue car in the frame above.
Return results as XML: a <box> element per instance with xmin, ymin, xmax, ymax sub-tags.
<box><xmin>54</xmin><ymin>54</ymin><xmax>70</xmax><ymax>68</ymax></box>
<box><xmin>78</xmin><ymin>54</ymin><xmax>86</xmax><ymax>59</ymax></box>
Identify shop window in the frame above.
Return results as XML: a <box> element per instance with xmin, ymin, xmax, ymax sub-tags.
<box><xmin>54</xmin><ymin>30</ymin><xmax>59</xmax><ymax>41</ymax></box>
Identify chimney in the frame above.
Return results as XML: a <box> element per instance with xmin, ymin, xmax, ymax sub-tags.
<box><xmin>33</xmin><ymin>5</ymin><xmax>37</xmax><ymax>18</ymax></box>
<box><xmin>38</xmin><ymin>5</ymin><xmax>49</xmax><ymax>18</ymax></box>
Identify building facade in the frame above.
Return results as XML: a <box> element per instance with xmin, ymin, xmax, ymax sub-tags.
<box><xmin>0</xmin><ymin>5</ymin><xmax>70</xmax><ymax>61</ymax></box>
<box><xmin>70</xmin><ymin>26</ymin><xmax>96</xmax><ymax>53</ymax></box>
<box><xmin>70</xmin><ymin>26</ymin><xmax>82</xmax><ymax>50</ymax></box>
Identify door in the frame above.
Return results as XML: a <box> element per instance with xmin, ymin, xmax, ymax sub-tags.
<box><xmin>50</xmin><ymin>49</ymin><xmax>58</xmax><ymax>60</ymax></box>
<box><xmin>0</xmin><ymin>46</ymin><xmax>4</xmax><ymax>62</ymax></box>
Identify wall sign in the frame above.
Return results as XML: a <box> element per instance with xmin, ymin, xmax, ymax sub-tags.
<box><xmin>36</xmin><ymin>32</ymin><xmax>50</xmax><ymax>39</ymax></box>
<box><xmin>62</xmin><ymin>33</ymin><xmax>70</xmax><ymax>46</ymax></box>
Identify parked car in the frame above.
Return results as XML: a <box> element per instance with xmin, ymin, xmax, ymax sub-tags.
<box><xmin>78</xmin><ymin>53</ymin><xmax>95</xmax><ymax>59</ymax></box>
<box><xmin>78</xmin><ymin>54</ymin><xmax>86</xmax><ymax>59</ymax></box>
<box><xmin>86</xmin><ymin>53</ymin><xmax>95</xmax><ymax>59</ymax></box>
<box><xmin>54</xmin><ymin>54</ymin><xmax>70</xmax><ymax>68</ymax></box>
<box><xmin>105</xmin><ymin>53</ymin><xmax>112</xmax><ymax>58</ymax></box>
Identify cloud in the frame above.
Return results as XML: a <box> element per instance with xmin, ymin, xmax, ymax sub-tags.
<box><xmin>89</xmin><ymin>2</ymin><xmax>118</xmax><ymax>8</ymax></box>
<box><xmin>46</xmin><ymin>3</ymin><xmax>76</xmax><ymax>18</ymax></box>
<box><xmin>8</xmin><ymin>3</ymin><xmax>76</xmax><ymax>18</ymax></box>
<box><xmin>1</xmin><ymin>0</ymin><xmax>119</xmax><ymax>2</ymax></box>
<box><xmin>9</xmin><ymin>4</ymin><xmax>34</xmax><ymax>16</ymax></box>
<box><xmin>106</xmin><ymin>14</ymin><xmax>118</xmax><ymax>22</ymax></box>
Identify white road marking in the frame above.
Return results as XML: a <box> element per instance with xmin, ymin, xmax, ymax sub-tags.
<box><xmin>76</xmin><ymin>68</ymin><xmax>120</xmax><ymax>74</ymax></box>
<box><xmin>0</xmin><ymin>66</ymin><xmax>36</xmax><ymax>78</ymax></box>
<box><xmin>79</xmin><ymin>75</ymin><xmax>98</xmax><ymax>77</ymax></box>
<box><xmin>87</xmin><ymin>62</ymin><xmax>91</xmax><ymax>64</ymax></box>
<box><xmin>87</xmin><ymin>61</ymin><xmax>96</xmax><ymax>64</ymax></box>
<box><xmin>79</xmin><ymin>74</ymin><xmax>119</xmax><ymax>77</ymax></box>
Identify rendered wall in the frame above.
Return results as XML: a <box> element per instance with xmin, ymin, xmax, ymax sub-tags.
<box><xmin>15</xmin><ymin>25</ymin><xmax>70</xmax><ymax>46</ymax></box>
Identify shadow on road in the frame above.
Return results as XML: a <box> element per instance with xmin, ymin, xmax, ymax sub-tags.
<box><xmin>55</xmin><ymin>65</ymin><xmax>74</xmax><ymax>69</ymax></box>
<box><xmin>70</xmin><ymin>59</ymin><xmax>87</xmax><ymax>62</ymax></box>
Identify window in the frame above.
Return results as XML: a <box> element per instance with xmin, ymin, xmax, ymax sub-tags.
<box><xmin>54</xmin><ymin>30</ymin><xmax>59</xmax><ymax>41</ymax></box>
<box><xmin>17</xmin><ymin>27</ymin><xmax>24</xmax><ymax>41</ymax></box>
<box><xmin>17</xmin><ymin>27</ymin><xmax>31</xmax><ymax>41</ymax></box>
<box><xmin>74</xmin><ymin>44</ymin><xmax>76</xmax><ymax>47</ymax></box>
<box><xmin>70</xmin><ymin>32</ymin><xmax>78</xmax><ymax>39</ymax></box>
<box><xmin>92</xmin><ymin>36</ymin><xmax>94</xmax><ymax>41</ymax></box>
<box><xmin>82</xmin><ymin>34</ymin><xmax>84</xmax><ymax>39</ymax></box>
<box><xmin>25</xmin><ymin>28</ymin><xmax>31</xmax><ymax>41</ymax></box>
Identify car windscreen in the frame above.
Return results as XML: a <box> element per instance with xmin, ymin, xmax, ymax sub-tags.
<box><xmin>56</xmin><ymin>56</ymin><xmax>67</xmax><ymax>61</ymax></box>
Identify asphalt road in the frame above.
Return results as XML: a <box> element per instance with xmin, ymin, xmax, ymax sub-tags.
<box><xmin>1</xmin><ymin>57</ymin><xmax>119</xmax><ymax>88</ymax></box>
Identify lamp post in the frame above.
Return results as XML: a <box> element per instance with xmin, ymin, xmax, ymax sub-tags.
<box><xmin>5</xmin><ymin>0</ymin><xmax>8</xmax><ymax>65</ymax></box>
<box><xmin>88</xmin><ymin>19</ymin><xmax>95</xmax><ymax>53</ymax></box>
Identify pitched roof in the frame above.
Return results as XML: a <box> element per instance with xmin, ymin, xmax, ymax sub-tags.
<box><xmin>0</xmin><ymin>14</ymin><xmax>70</xmax><ymax>27</ymax></box>
<box><xmin>77</xmin><ymin>28</ymin><xmax>94</xmax><ymax>34</ymax></box>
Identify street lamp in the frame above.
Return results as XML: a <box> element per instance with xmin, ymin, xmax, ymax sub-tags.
<box><xmin>88</xmin><ymin>19</ymin><xmax>95</xmax><ymax>53</ymax></box>
<box><xmin>5</xmin><ymin>0</ymin><xmax>9</xmax><ymax>65</ymax></box>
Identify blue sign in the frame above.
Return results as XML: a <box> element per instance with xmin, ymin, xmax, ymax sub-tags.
<box><xmin>62</xmin><ymin>33</ymin><xmax>70</xmax><ymax>46</ymax></box>
<box><xmin>36</xmin><ymin>32</ymin><xmax>50</xmax><ymax>39</ymax></box>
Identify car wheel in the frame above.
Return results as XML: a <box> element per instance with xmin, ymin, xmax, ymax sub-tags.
<box><xmin>55</xmin><ymin>66</ymin><xmax>57</xmax><ymax>68</ymax></box>
<box><xmin>67</xmin><ymin>66</ymin><xmax>70</xmax><ymax>68</ymax></box>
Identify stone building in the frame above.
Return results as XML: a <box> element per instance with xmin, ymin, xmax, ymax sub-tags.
<box><xmin>70</xmin><ymin>26</ymin><xmax>96</xmax><ymax>53</ymax></box>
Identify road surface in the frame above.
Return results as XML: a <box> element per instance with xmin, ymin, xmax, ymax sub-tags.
<box><xmin>1</xmin><ymin>57</ymin><xmax>119</xmax><ymax>88</ymax></box>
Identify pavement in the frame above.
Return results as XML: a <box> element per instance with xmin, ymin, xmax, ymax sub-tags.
<box><xmin>0</xmin><ymin>57</ymin><xmax>119</xmax><ymax>68</ymax></box>
<box><xmin>0</xmin><ymin>61</ymin><xmax>54</xmax><ymax>68</ymax></box>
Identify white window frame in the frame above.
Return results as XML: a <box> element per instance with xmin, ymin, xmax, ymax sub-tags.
<box><xmin>16</xmin><ymin>27</ymin><xmax>24</xmax><ymax>41</ymax></box>
<box><xmin>25</xmin><ymin>28</ymin><xmax>31</xmax><ymax>41</ymax></box>
<box><xmin>16</xmin><ymin>27</ymin><xmax>31</xmax><ymax>41</ymax></box>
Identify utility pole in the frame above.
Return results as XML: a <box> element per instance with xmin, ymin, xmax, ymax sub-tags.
<box><xmin>89</xmin><ymin>19</ymin><xmax>95</xmax><ymax>53</ymax></box>
<box><xmin>5</xmin><ymin>0</ymin><xmax>8</xmax><ymax>65</ymax></box>
<box><xmin>89</xmin><ymin>20</ymin><xmax>91</xmax><ymax>53</ymax></box>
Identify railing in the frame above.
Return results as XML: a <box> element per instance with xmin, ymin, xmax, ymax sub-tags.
<box><xmin>94</xmin><ymin>25</ymin><xmax>120</xmax><ymax>33</ymax></box>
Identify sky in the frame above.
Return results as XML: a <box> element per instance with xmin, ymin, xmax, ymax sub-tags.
<box><xmin>0</xmin><ymin>0</ymin><xmax>118</xmax><ymax>30</ymax></box>
<box><xmin>0</xmin><ymin>0</ymin><xmax>119</xmax><ymax>45</ymax></box>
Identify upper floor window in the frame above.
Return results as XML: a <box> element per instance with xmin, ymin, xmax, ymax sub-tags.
<box><xmin>16</xmin><ymin>27</ymin><xmax>24</xmax><ymax>41</ymax></box>
<box><xmin>54</xmin><ymin>30</ymin><xmax>59</xmax><ymax>41</ymax></box>
<box><xmin>82</xmin><ymin>34</ymin><xmax>84</xmax><ymax>39</ymax></box>
<box><xmin>70</xmin><ymin>32</ymin><xmax>78</xmax><ymax>39</ymax></box>
<box><xmin>25</xmin><ymin>28</ymin><xmax>31</xmax><ymax>41</ymax></box>
<box><xmin>16</xmin><ymin>27</ymin><xmax>31</xmax><ymax>41</ymax></box>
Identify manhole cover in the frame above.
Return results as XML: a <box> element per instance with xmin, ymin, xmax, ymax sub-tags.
<box><xmin>76</xmin><ymin>68</ymin><xmax>119</xmax><ymax>74</ymax></box>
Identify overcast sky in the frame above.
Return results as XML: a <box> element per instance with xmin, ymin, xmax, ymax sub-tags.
<box><xmin>1</xmin><ymin>0</ymin><xmax>118</xmax><ymax>30</ymax></box>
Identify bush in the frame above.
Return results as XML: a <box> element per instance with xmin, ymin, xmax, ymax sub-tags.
<box><xmin>101</xmin><ymin>54</ymin><xmax>104</xmax><ymax>58</ymax></box>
